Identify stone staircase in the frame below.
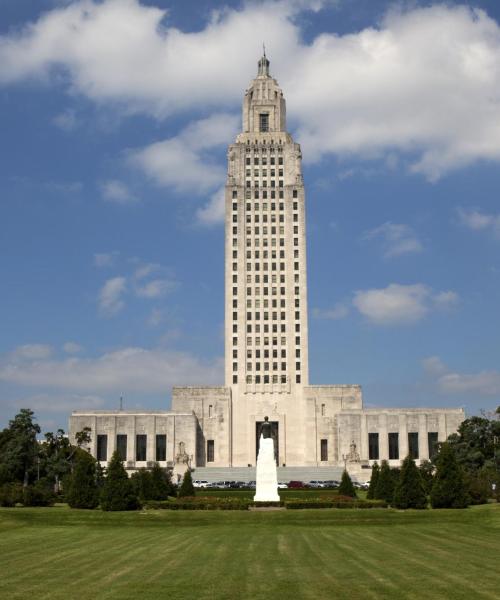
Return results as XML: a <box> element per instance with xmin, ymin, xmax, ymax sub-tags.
<box><xmin>191</xmin><ymin>465</ymin><xmax>351</xmax><ymax>484</ymax></box>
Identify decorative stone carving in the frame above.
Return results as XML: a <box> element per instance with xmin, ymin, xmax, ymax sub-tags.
<box><xmin>347</xmin><ymin>440</ymin><xmax>360</xmax><ymax>463</ymax></box>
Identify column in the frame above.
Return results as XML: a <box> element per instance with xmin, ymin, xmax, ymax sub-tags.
<box><xmin>379</xmin><ymin>414</ymin><xmax>389</xmax><ymax>460</ymax></box>
<box><xmin>418</xmin><ymin>413</ymin><xmax>429</xmax><ymax>461</ymax></box>
<box><xmin>399</xmin><ymin>414</ymin><xmax>408</xmax><ymax>460</ymax></box>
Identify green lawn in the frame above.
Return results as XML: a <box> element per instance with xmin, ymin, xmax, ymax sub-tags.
<box><xmin>0</xmin><ymin>504</ymin><xmax>499</xmax><ymax>600</ymax></box>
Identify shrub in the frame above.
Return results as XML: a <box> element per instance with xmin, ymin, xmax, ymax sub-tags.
<box><xmin>430</xmin><ymin>443</ymin><xmax>469</xmax><ymax>509</ymax></box>
<box><xmin>0</xmin><ymin>483</ymin><xmax>23</xmax><ymax>507</ymax></box>
<box><xmin>150</xmin><ymin>463</ymin><xmax>174</xmax><ymax>499</ymax></box>
<box><xmin>393</xmin><ymin>455</ymin><xmax>427</xmax><ymax>509</ymax></box>
<box><xmin>465</xmin><ymin>469</ymin><xmax>490</xmax><ymax>505</ymax></box>
<box><xmin>338</xmin><ymin>470</ymin><xmax>357</xmax><ymax>498</ymax></box>
<box><xmin>65</xmin><ymin>451</ymin><xmax>99</xmax><ymax>509</ymax></box>
<box><xmin>23</xmin><ymin>479</ymin><xmax>55</xmax><ymax>507</ymax></box>
<box><xmin>131</xmin><ymin>469</ymin><xmax>155</xmax><ymax>502</ymax></box>
<box><xmin>375</xmin><ymin>460</ymin><xmax>395</xmax><ymax>504</ymax></box>
<box><xmin>178</xmin><ymin>469</ymin><xmax>195</xmax><ymax>498</ymax></box>
<box><xmin>100</xmin><ymin>451</ymin><xmax>140</xmax><ymax>511</ymax></box>
<box><xmin>366</xmin><ymin>462</ymin><xmax>379</xmax><ymax>500</ymax></box>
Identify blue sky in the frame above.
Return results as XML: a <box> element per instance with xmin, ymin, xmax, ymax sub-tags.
<box><xmin>1</xmin><ymin>0</ymin><xmax>500</xmax><ymax>433</ymax></box>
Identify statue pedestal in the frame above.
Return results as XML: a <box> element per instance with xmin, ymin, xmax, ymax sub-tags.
<box><xmin>253</xmin><ymin>435</ymin><xmax>280</xmax><ymax>502</ymax></box>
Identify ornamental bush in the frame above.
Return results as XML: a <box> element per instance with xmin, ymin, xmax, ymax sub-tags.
<box><xmin>366</xmin><ymin>462</ymin><xmax>379</xmax><ymax>500</ymax></box>
<box><xmin>178</xmin><ymin>469</ymin><xmax>195</xmax><ymax>498</ymax></box>
<box><xmin>338</xmin><ymin>470</ymin><xmax>357</xmax><ymax>498</ymax></box>
<box><xmin>23</xmin><ymin>479</ymin><xmax>55</xmax><ymax>507</ymax></box>
<box><xmin>150</xmin><ymin>463</ymin><xmax>174</xmax><ymax>499</ymax></box>
<box><xmin>430</xmin><ymin>443</ymin><xmax>469</xmax><ymax>509</ymax></box>
<box><xmin>375</xmin><ymin>460</ymin><xmax>395</xmax><ymax>504</ymax></box>
<box><xmin>0</xmin><ymin>482</ymin><xmax>23</xmax><ymax>507</ymax></box>
<box><xmin>100</xmin><ymin>451</ymin><xmax>140</xmax><ymax>511</ymax></box>
<box><xmin>65</xmin><ymin>450</ymin><xmax>99</xmax><ymax>509</ymax></box>
<box><xmin>392</xmin><ymin>455</ymin><xmax>427</xmax><ymax>509</ymax></box>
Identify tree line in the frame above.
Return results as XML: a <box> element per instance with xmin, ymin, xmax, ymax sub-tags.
<box><xmin>0</xmin><ymin>409</ymin><xmax>194</xmax><ymax>510</ymax></box>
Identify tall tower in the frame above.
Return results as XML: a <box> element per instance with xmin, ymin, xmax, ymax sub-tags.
<box><xmin>225</xmin><ymin>53</ymin><xmax>309</xmax><ymax>395</ymax></box>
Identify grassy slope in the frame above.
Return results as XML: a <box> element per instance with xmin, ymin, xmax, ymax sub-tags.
<box><xmin>0</xmin><ymin>504</ymin><xmax>498</xmax><ymax>600</ymax></box>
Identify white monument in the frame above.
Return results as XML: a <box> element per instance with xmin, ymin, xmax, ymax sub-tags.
<box><xmin>254</xmin><ymin>417</ymin><xmax>280</xmax><ymax>502</ymax></box>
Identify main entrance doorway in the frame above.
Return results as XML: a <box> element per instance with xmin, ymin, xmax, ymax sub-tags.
<box><xmin>255</xmin><ymin>421</ymin><xmax>279</xmax><ymax>464</ymax></box>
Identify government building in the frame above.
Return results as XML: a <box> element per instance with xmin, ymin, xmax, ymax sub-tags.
<box><xmin>69</xmin><ymin>55</ymin><xmax>464</xmax><ymax>480</ymax></box>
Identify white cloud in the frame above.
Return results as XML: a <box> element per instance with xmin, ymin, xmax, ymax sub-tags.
<box><xmin>353</xmin><ymin>283</ymin><xmax>458</xmax><ymax>325</ymax></box>
<box><xmin>422</xmin><ymin>355</ymin><xmax>500</xmax><ymax>396</ymax></box>
<box><xmin>313</xmin><ymin>303</ymin><xmax>349</xmax><ymax>320</ymax></box>
<box><xmin>438</xmin><ymin>370</ymin><xmax>500</xmax><ymax>396</ymax></box>
<box><xmin>362</xmin><ymin>222</ymin><xmax>423</xmax><ymax>258</ymax></box>
<box><xmin>129</xmin><ymin>113</ymin><xmax>238</xmax><ymax>196</ymax></box>
<box><xmin>100</xmin><ymin>179</ymin><xmax>137</xmax><ymax>204</ymax></box>
<box><xmin>10</xmin><ymin>392</ymin><xmax>105</xmax><ymax>413</ymax></box>
<box><xmin>98</xmin><ymin>276</ymin><xmax>126</xmax><ymax>315</ymax></box>
<box><xmin>135</xmin><ymin>278</ymin><xmax>176</xmax><ymax>299</ymax></box>
<box><xmin>196</xmin><ymin>187</ymin><xmax>226</xmax><ymax>225</ymax></box>
<box><xmin>2</xmin><ymin>2</ymin><xmax>500</xmax><ymax>178</ymax></box>
<box><xmin>94</xmin><ymin>251</ymin><xmax>119</xmax><ymax>267</ymax></box>
<box><xmin>422</xmin><ymin>355</ymin><xmax>448</xmax><ymax>376</ymax></box>
<box><xmin>63</xmin><ymin>342</ymin><xmax>83</xmax><ymax>354</ymax></box>
<box><xmin>12</xmin><ymin>344</ymin><xmax>53</xmax><ymax>360</ymax></box>
<box><xmin>457</xmin><ymin>207</ymin><xmax>500</xmax><ymax>237</ymax></box>
<box><xmin>0</xmin><ymin>346</ymin><xmax>223</xmax><ymax>393</ymax></box>
<box><xmin>52</xmin><ymin>108</ymin><xmax>78</xmax><ymax>131</ymax></box>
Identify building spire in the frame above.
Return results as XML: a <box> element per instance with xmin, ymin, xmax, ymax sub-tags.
<box><xmin>258</xmin><ymin>46</ymin><xmax>270</xmax><ymax>77</ymax></box>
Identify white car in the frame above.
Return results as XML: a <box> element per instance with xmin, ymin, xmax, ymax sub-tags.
<box><xmin>277</xmin><ymin>482</ymin><xmax>288</xmax><ymax>489</ymax></box>
<box><xmin>193</xmin><ymin>480</ymin><xmax>209</xmax><ymax>488</ymax></box>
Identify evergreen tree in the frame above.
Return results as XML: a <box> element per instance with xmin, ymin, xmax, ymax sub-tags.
<box><xmin>366</xmin><ymin>462</ymin><xmax>379</xmax><ymax>499</ymax></box>
<box><xmin>338</xmin><ymin>469</ymin><xmax>357</xmax><ymax>498</ymax></box>
<box><xmin>131</xmin><ymin>469</ymin><xmax>154</xmax><ymax>502</ymax></box>
<box><xmin>418</xmin><ymin>460</ymin><xmax>435</xmax><ymax>495</ymax></box>
<box><xmin>178</xmin><ymin>469</ymin><xmax>195</xmax><ymax>497</ymax></box>
<box><xmin>430</xmin><ymin>443</ymin><xmax>469</xmax><ymax>509</ymax></box>
<box><xmin>0</xmin><ymin>409</ymin><xmax>40</xmax><ymax>486</ymax></box>
<box><xmin>150</xmin><ymin>463</ymin><xmax>173</xmax><ymax>500</ymax></box>
<box><xmin>393</xmin><ymin>455</ymin><xmax>427</xmax><ymax>509</ymax></box>
<box><xmin>65</xmin><ymin>450</ymin><xmax>99</xmax><ymax>509</ymax></box>
<box><xmin>100</xmin><ymin>451</ymin><xmax>140</xmax><ymax>511</ymax></box>
<box><xmin>375</xmin><ymin>460</ymin><xmax>395</xmax><ymax>504</ymax></box>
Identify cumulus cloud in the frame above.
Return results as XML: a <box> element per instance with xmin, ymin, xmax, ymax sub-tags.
<box><xmin>63</xmin><ymin>342</ymin><xmax>83</xmax><ymax>354</ymax></box>
<box><xmin>0</xmin><ymin>346</ymin><xmax>223</xmax><ymax>393</ymax></box>
<box><xmin>12</xmin><ymin>344</ymin><xmax>53</xmax><ymax>360</ymax></box>
<box><xmin>10</xmin><ymin>392</ymin><xmax>105</xmax><ymax>413</ymax></box>
<box><xmin>353</xmin><ymin>283</ymin><xmax>458</xmax><ymax>325</ymax></box>
<box><xmin>457</xmin><ymin>207</ymin><xmax>500</xmax><ymax>237</ymax></box>
<box><xmin>98</xmin><ymin>276</ymin><xmax>126</xmax><ymax>315</ymax></box>
<box><xmin>52</xmin><ymin>108</ymin><xmax>78</xmax><ymax>131</ymax></box>
<box><xmin>100</xmin><ymin>179</ymin><xmax>137</xmax><ymax>204</ymax></box>
<box><xmin>94</xmin><ymin>251</ymin><xmax>119</xmax><ymax>267</ymax></box>
<box><xmin>312</xmin><ymin>303</ymin><xmax>349</xmax><ymax>320</ymax></box>
<box><xmin>1</xmin><ymin>2</ymin><xmax>500</xmax><ymax>179</ymax></box>
<box><xmin>362</xmin><ymin>222</ymin><xmax>423</xmax><ymax>258</ymax></box>
<box><xmin>128</xmin><ymin>113</ymin><xmax>239</xmax><ymax>217</ymax></box>
<box><xmin>422</xmin><ymin>355</ymin><xmax>500</xmax><ymax>396</ymax></box>
<box><xmin>135</xmin><ymin>279</ymin><xmax>176</xmax><ymax>299</ymax></box>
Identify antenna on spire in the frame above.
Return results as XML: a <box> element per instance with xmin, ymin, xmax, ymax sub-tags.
<box><xmin>263</xmin><ymin>42</ymin><xmax>266</xmax><ymax>57</ymax></box>
<box><xmin>119</xmin><ymin>395</ymin><xmax>123</xmax><ymax>411</ymax></box>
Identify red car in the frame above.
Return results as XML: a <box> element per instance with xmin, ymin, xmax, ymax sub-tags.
<box><xmin>287</xmin><ymin>480</ymin><xmax>305</xmax><ymax>488</ymax></box>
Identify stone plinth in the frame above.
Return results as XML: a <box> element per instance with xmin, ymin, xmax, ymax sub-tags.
<box><xmin>254</xmin><ymin>435</ymin><xmax>280</xmax><ymax>502</ymax></box>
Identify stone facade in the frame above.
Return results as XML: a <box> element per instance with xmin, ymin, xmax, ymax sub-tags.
<box><xmin>69</xmin><ymin>55</ymin><xmax>465</xmax><ymax>473</ymax></box>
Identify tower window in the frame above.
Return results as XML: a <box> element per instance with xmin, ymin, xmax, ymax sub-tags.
<box><xmin>259</xmin><ymin>113</ymin><xmax>269</xmax><ymax>132</ymax></box>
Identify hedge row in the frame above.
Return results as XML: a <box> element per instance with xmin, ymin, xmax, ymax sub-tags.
<box><xmin>285</xmin><ymin>500</ymin><xmax>387</xmax><ymax>509</ymax></box>
<box><xmin>142</xmin><ymin>497</ymin><xmax>387</xmax><ymax>511</ymax></box>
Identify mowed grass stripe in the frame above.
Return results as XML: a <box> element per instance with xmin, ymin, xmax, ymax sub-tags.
<box><xmin>0</xmin><ymin>505</ymin><xmax>499</xmax><ymax>600</ymax></box>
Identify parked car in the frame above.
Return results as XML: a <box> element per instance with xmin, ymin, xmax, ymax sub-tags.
<box><xmin>193</xmin><ymin>480</ymin><xmax>209</xmax><ymax>488</ymax></box>
<box><xmin>247</xmin><ymin>480</ymin><xmax>256</xmax><ymax>488</ymax></box>
<box><xmin>308</xmin><ymin>480</ymin><xmax>326</xmax><ymax>488</ymax></box>
<box><xmin>277</xmin><ymin>482</ymin><xmax>288</xmax><ymax>489</ymax></box>
<box><xmin>287</xmin><ymin>480</ymin><xmax>305</xmax><ymax>488</ymax></box>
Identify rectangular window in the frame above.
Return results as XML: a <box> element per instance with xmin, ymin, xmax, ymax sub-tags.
<box><xmin>259</xmin><ymin>113</ymin><xmax>269</xmax><ymax>132</ymax></box>
<box><xmin>428</xmin><ymin>432</ymin><xmax>439</xmax><ymax>459</ymax></box>
<box><xmin>156</xmin><ymin>434</ymin><xmax>166</xmax><ymax>462</ymax></box>
<box><xmin>116</xmin><ymin>434</ymin><xmax>127</xmax><ymax>461</ymax></box>
<box><xmin>388</xmin><ymin>432</ymin><xmax>399</xmax><ymax>460</ymax></box>
<box><xmin>136</xmin><ymin>434</ymin><xmax>147</xmax><ymax>461</ymax></box>
<box><xmin>321</xmin><ymin>403</ymin><xmax>326</xmax><ymax>416</ymax></box>
<box><xmin>97</xmin><ymin>434</ymin><xmax>107</xmax><ymax>462</ymax></box>
<box><xmin>408</xmin><ymin>432</ymin><xmax>419</xmax><ymax>459</ymax></box>
<box><xmin>320</xmin><ymin>439</ymin><xmax>328</xmax><ymax>461</ymax></box>
<box><xmin>368</xmin><ymin>433</ymin><xmax>379</xmax><ymax>460</ymax></box>
<box><xmin>207</xmin><ymin>440</ymin><xmax>215</xmax><ymax>462</ymax></box>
